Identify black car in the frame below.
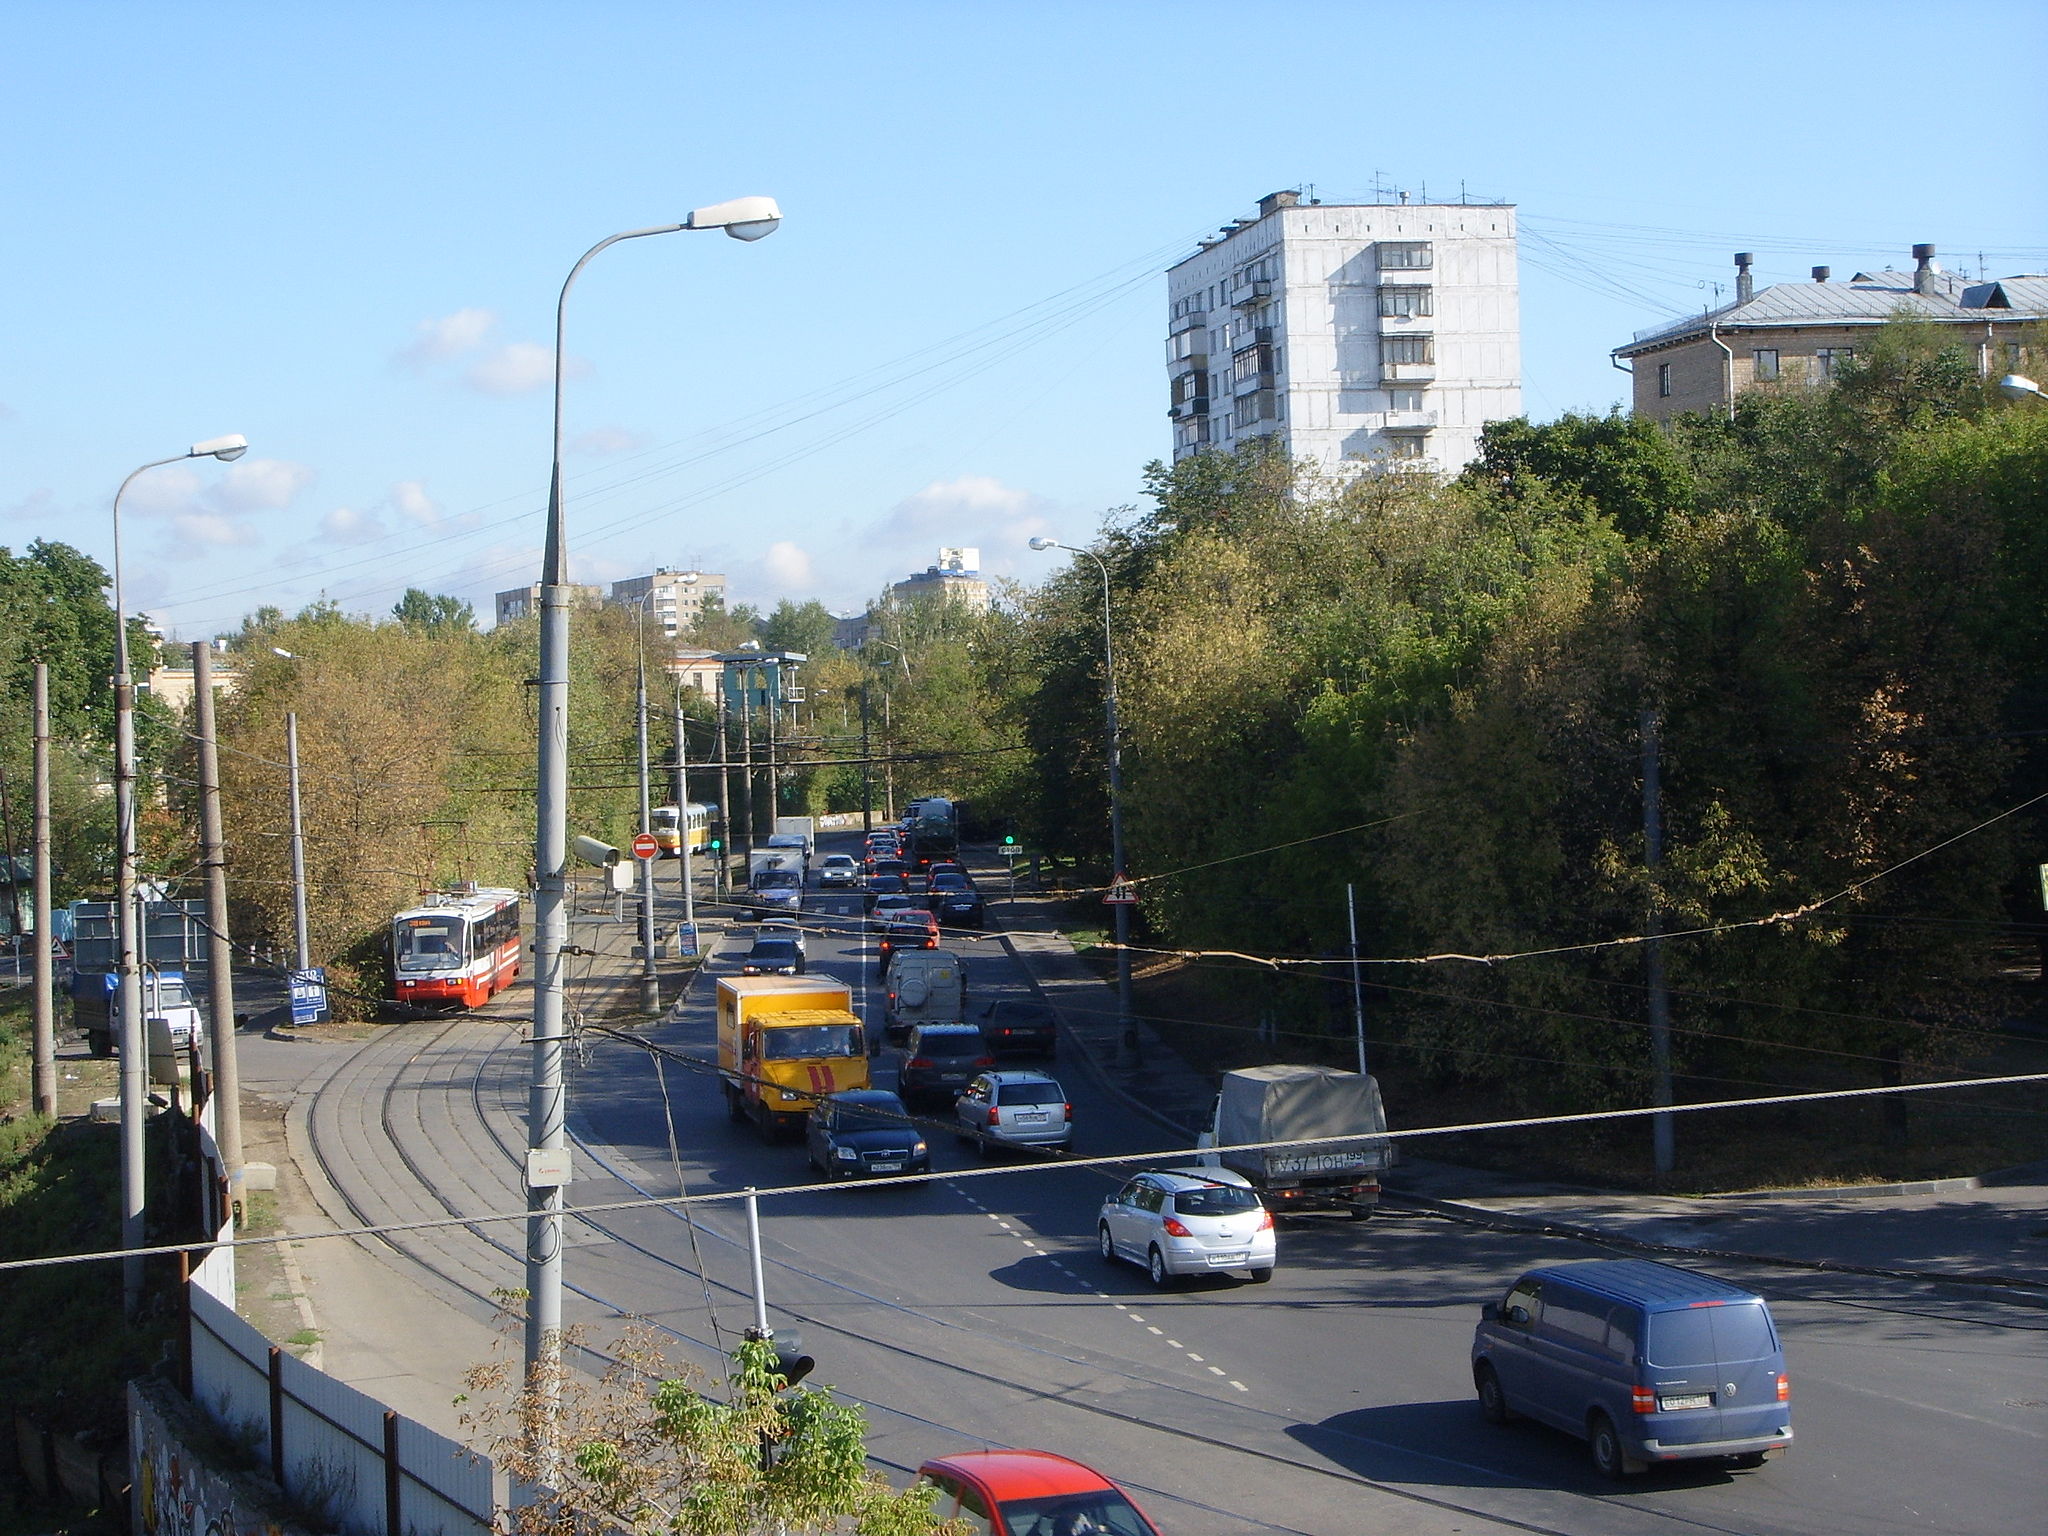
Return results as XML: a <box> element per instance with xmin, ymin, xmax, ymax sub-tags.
<box><xmin>869</xmin><ymin>856</ymin><xmax>912</xmax><ymax>883</ymax></box>
<box><xmin>806</xmin><ymin>1089</ymin><xmax>929</xmax><ymax>1180</ymax></box>
<box><xmin>898</xmin><ymin>1023</ymin><xmax>996</xmax><ymax>1109</ymax></box>
<box><xmin>740</xmin><ymin>936</ymin><xmax>805</xmax><ymax>975</ymax></box>
<box><xmin>979</xmin><ymin>998</ymin><xmax>1057</xmax><ymax>1058</ymax></box>
<box><xmin>925</xmin><ymin>872</ymin><xmax>985</xmax><ymax>928</ymax></box>
<box><xmin>863</xmin><ymin>873</ymin><xmax>910</xmax><ymax>910</ymax></box>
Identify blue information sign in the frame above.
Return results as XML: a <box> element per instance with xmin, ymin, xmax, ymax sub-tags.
<box><xmin>289</xmin><ymin>967</ymin><xmax>331</xmax><ymax>1025</ymax></box>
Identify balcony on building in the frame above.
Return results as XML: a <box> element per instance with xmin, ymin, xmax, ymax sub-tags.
<box><xmin>1232</xmin><ymin>279</ymin><xmax>1274</xmax><ymax>308</ymax></box>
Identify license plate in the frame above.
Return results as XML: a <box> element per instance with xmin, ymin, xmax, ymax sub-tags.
<box><xmin>1659</xmin><ymin>1393</ymin><xmax>1712</xmax><ymax>1411</ymax></box>
<box><xmin>869</xmin><ymin>1161</ymin><xmax>903</xmax><ymax>1172</ymax></box>
<box><xmin>1209</xmin><ymin>1251</ymin><xmax>1248</xmax><ymax>1265</ymax></box>
<box><xmin>1018</xmin><ymin>1112</ymin><xmax>1048</xmax><ymax>1123</ymax></box>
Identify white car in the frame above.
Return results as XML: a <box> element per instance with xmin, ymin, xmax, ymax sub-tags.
<box><xmin>816</xmin><ymin>853</ymin><xmax>861</xmax><ymax>888</ymax></box>
<box><xmin>1099</xmin><ymin>1167</ymin><xmax>1275</xmax><ymax>1286</ymax></box>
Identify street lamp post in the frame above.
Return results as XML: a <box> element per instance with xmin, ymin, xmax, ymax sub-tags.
<box><xmin>525</xmin><ymin>198</ymin><xmax>780</xmax><ymax>1448</ymax></box>
<box><xmin>1028</xmin><ymin>537</ymin><xmax>1139</xmax><ymax>1068</ymax></box>
<box><xmin>111</xmin><ymin>433</ymin><xmax>248</xmax><ymax>1316</ymax></box>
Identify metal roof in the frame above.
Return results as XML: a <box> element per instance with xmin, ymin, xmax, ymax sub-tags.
<box><xmin>1619</xmin><ymin>267</ymin><xmax>2047</xmax><ymax>355</ymax></box>
<box><xmin>1532</xmin><ymin>1257</ymin><xmax>1761</xmax><ymax>1307</ymax></box>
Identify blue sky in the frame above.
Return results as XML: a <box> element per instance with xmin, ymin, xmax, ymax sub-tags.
<box><xmin>5</xmin><ymin>1</ymin><xmax>2044</xmax><ymax>639</ymax></box>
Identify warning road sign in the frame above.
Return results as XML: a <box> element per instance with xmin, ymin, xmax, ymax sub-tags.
<box><xmin>1104</xmin><ymin>874</ymin><xmax>1138</xmax><ymax>905</ymax></box>
<box><xmin>632</xmin><ymin>832</ymin><xmax>660</xmax><ymax>860</ymax></box>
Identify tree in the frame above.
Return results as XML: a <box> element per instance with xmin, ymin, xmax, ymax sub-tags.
<box><xmin>688</xmin><ymin>593</ymin><xmax>762</xmax><ymax>650</ymax></box>
<box><xmin>759</xmin><ymin>600</ymin><xmax>840</xmax><ymax>657</ymax></box>
<box><xmin>393</xmin><ymin>587</ymin><xmax>477</xmax><ymax>634</ymax></box>
<box><xmin>1466</xmin><ymin>408</ymin><xmax>1694</xmax><ymax>541</ymax></box>
<box><xmin>465</xmin><ymin>1327</ymin><xmax>963</xmax><ymax>1536</ymax></box>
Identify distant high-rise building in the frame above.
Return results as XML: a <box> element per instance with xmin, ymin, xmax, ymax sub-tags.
<box><xmin>494</xmin><ymin>582</ymin><xmax>601</xmax><ymax>627</ymax></box>
<box><xmin>1166</xmin><ymin>189</ymin><xmax>1520</xmax><ymax>474</ymax></box>
<box><xmin>889</xmin><ymin>548</ymin><xmax>990</xmax><ymax>612</ymax></box>
<box><xmin>607</xmin><ymin>568</ymin><xmax>729</xmax><ymax>637</ymax></box>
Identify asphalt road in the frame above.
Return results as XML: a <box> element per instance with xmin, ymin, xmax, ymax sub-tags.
<box><xmin>298</xmin><ymin>833</ymin><xmax>2048</xmax><ymax>1535</ymax></box>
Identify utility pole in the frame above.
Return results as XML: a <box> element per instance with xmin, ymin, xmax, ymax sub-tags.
<box><xmin>113</xmin><ymin>599</ymin><xmax>146</xmax><ymax>1314</ymax></box>
<box><xmin>859</xmin><ymin>680</ymin><xmax>873</xmax><ymax>834</ymax></box>
<box><xmin>738</xmin><ymin>694</ymin><xmax>756</xmax><ymax>864</ymax></box>
<box><xmin>635</xmin><ymin>647</ymin><xmax>659</xmax><ymax>1015</ymax></box>
<box><xmin>30</xmin><ymin>663</ymin><xmax>55</xmax><ymax>1118</ymax></box>
<box><xmin>1347</xmin><ymin>882</ymin><xmax>1368</xmax><ymax>1079</ymax></box>
<box><xmin>671</xmin><ymin>694</ymin><xmax>698</xmax><ymax>943</ymax></box>
<box><xmin>285</xmin><ymin>712</ymin><xmax>311</xmax><ymax>974</ymax></box>
<box><xmin>0</xmin><ymin>746</ymin><xmax>21</xmax><ymax>948</ymax></box>
<box><xmin>192</xmin><ymin>644</ymin><xmax>243</xmax><ymax>1178</ymax></box>
<box><xmin>1642</xmin><ymin>706</ymin><xmax>1675</xmax><ymax>1178</ymax></box>
<box><xmin>714</xmin><ymin>699</ymin><xmax>732</xmax><ymax>900</ymax></box>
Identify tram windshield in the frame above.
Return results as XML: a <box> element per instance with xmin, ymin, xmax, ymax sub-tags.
<box><xmin>396</xmin><ymin>917</ymin><xmax>465</xmax><ymax>972</ymax></box>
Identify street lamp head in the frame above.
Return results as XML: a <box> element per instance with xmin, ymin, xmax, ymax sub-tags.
<box><xmin>190</xmin><ymin>433</ymin><xmax>249</xmax><ymax>462</ymax></box>
<box><xmin>684</xmin><ymin>195</ymin><xmax>782</xmax><ymax>242</ymax></box>
<box><xmin>1999</xmin><ymin>373</ymin><xmax>2044</xmax><ymax>402</ymax></box>
<box><xmin>271</xmin><ymin>646</ymin><xmax>296</xmax><ymax>660</ymax></box>
<box><xmin>1028</xmin><ymin>536</ymin><xmax>1059</xmax><ymax>552</ymax></box>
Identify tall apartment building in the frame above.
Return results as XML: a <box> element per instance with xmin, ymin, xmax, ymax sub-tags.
<box><xmin>1166</xmin><ymin>190</ymin><xmax>1520</xmax><ymax>473</ymax></box>
<box><xmin>607</xmin><ymin>568</ymin><xmax>729</xmax><ymax>638</ymax></box>
<box><xmin>889</xmin><ymin>547</ymin><xmax>990</xmax><ymax>613</ymax></box>
<box><xmin>494</xmin><ymin>582</ymin><xmax>601</xmax><ymax>626</ymax></box>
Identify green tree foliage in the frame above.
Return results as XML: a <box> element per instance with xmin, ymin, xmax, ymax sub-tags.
<box><xmin>688</xmin><ymin>593</ymin><xmax>763</xmax><ymax>650</ymax></box>
<box><xmin>760</xmin><ymin>599</ymin><xmax>841</xmax><ymax>657</ymax></box>
<box><xmin>392</xmin><ymin>587</ymin><xmax>477</xmax><ymax>634</ymax></box>
<box><xmin>1465</xmin><ymin>407</ymin><xmax>1693</xmax><ymax>540</ymax></box>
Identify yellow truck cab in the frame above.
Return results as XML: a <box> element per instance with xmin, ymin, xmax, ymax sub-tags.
<box><xmin>716</xmin><ymin>976</ymin><xmax>870</xmax><ymax>1140</ymax></box>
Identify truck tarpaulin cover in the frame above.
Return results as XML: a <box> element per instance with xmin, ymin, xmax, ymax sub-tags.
<box><xmin>1216</xmin><ymin>1064</ymin><xmax>1389</xmax><ymax>1169</ymax></box>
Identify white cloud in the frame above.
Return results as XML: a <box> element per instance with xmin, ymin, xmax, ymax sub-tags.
<box><xmin>467</xmin><ymin>341</ymin><xmax>558</xmax><ymax>396</ymax></box>
<box><xmin>3</xmin><ymin>488</ymin><xmax>53</xmax><ymax>523</ymax></box>
<box><xmin>397</xmin><ymin>307</ymin><xmax>498</xmax><ymax>368</ymax></box>
<box><xmin>762</xmin><ymin>541</ymin><xmax>815</xmax><ymax>591</ymax></box>
<box><xmin>389</xmin><ymin>480</ymin><xmax>439</xmax><ymax>526</ymax></box>
<box><xmin>214</xmin><ymin>458</ymin><xmax>316</xmax><ymax>513</ymax></box>
<box><xmin>570</xmin><ymin>426</ymin><xmax>648</xmax><ymax>457</ymax></box>
<box><xmin>318</xmin><ymin>506</ymin><xmax>387</xmax><ymax>545</ymax></box>
<box><xmin>162</xmin><ymin>512</ymin><xmax>261</xmax><ymax>557</ymax></box>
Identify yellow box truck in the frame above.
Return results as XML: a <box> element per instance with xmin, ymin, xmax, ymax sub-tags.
<box><xmin>716</xmin><ymin>976</ymin><xmax>870</xmax><ymax>1140</ymax></box>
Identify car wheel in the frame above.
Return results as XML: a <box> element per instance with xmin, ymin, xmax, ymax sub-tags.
<box><xmin>1147</xmin><ymin>1247</ymin><xmax>1172</xmax><ymax>1288</ymax></box>
<box><xmin>1588</xmin><ymin>1412</ymin><xmax>1640</xmax><ymax>1480</ymax></box>
<box><xmin>1098</xmin><ymin>1225</ymin><xmax>1116</xmax><ymax>1264</ymax></box>
<box><xmin>1346</xmin><ymin>1202</ymin><xmax>1372</xmax><ymax>1221</ymax></box>
<box><xmin>1475</xmin><ymin>1363</ymin><xmax>1511</xmax><ymax>1425</ymax></box>
<box><xmin>1248</xmin><ymin>1266</ymin><xmax>1274</xmax><ymax>1284</ymax></box>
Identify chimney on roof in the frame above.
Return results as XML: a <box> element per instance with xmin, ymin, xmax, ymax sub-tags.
<box><xmin>1258</xmin><ymin>189</ymin><xmax>1301</xmax><ymax>218</ymax></box>
<box><xmin>1812</xmin><ymin>265</ymin><xmax>1831</xmax><ymax>283</ymax></box>
<box><xmin>1735</xmin><ymin>252</ymin><xmax>1755</xmax><ymax>304</ymax></box>
<box><xmin>1913</xmin><ymin>243</ymin><xmax>1939</xmax><ymax>295</ymax></box>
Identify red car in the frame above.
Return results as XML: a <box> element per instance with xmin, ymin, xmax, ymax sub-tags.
<box><xmin>915</xmin><ymin>1449</ymin><xmax>1161</xmax><ymax>1535</ymax></box>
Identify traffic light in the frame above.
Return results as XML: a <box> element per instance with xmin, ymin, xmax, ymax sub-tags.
<box><xmin>1003</xmin><ymin>833</ymin><xmax>1017</xmax><ymax>846</ymax></box>
<box><xmin>709</xmin><ymin>837</ymin><xmax>723</xmax><ymax>852</ymax></box>
<box><xmin>770</xmin><ymin>1336</ymin><xmax>814</xmax><ymax>1389</ymax></box>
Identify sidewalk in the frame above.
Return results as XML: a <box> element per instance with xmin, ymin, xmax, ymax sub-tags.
<box><xmin>973</xmin><ymin>852</ymin><xmax>2048</xmax><ymax>1304</ymax></box>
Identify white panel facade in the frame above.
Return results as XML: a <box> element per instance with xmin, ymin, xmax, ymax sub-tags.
<box><xmin>1166</xmin><ymin>194</ymin><xmax>1520</xmax><ymax>475</ymax></box>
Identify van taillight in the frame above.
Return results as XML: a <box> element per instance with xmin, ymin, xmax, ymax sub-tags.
<box><xmin>907</xmin><ymin>1057</ymin><xmax>931</xmax><ymax>1069</ymax></box>
<box><xmin>1062</xmin><ymin>1102</ymin><xmax>1072</xmax><ymax>1121</ymax></box>
<box><xmin>1776</xmin><ymin>1373</ymin><xmax>1790</xmax><ymax>1402</ymax></box>
<box><xmin>1631</xmin><ymin>1385</ymin><xmax>1656</xmax><ymax>1414</ymax></box>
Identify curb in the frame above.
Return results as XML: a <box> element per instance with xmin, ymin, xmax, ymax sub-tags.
<box><xmin>1710</xmin><ymin>1174</ymin><xmax>1984</xmax><ymax>1201</ymax></box>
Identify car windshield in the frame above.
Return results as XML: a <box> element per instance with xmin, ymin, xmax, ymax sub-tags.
<box><xmin>929</xmin><ymin>873</ymin><xmax>969</xmax><ymax>890</ymax></box>
<box><xmin>997</xmin><ymin>1082</ymin><xmax>1064</xmax><ymax>1106</ymax></box>
<box><xmin>757</xmin><ymin>872</ymin><xmax>800</xmax><ymax>889</ymax></box>
<box><xmin>834</xmin><ymin>1097</ymin><xmax>909</xmax><ymax>1132</ymax></box>
<box><xmin>763</xmin><ymin>1025</ymin><xmax>860</xmax><ymax>1060</ymax></box>
<box><xmin>823</xmin><ymin>856</ymin><xmax>856</xmax><ymax>868</ymax></box>
<box><xmin>1171</xmin><ymin>1184</ymin><xmax>1261</xmax><ymax>1216</ymax></box>
<box><xmin>397</xmin><ymin>918</ymin><xmax>464</xmax><ymax>972</ymax></box>
<box><xmin>996</xmin><ymin>1490</ymin><xmax>1151</xmax><ymax>1536</ymax></box>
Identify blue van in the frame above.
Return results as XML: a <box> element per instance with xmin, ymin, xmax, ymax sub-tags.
<box><xmin>1470</xmin><ymin>1258</ymin><xmax>1791</xmax><ymax>1479</ymax></box>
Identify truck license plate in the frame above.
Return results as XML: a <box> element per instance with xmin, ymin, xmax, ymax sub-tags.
<box><xmin>1659</xmin><ymin>1393</ymin><xmax>1711</xmax><ymax>1411</ymax></box>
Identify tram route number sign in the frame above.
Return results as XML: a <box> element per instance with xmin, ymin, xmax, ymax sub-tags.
<box><xmin>632</xmin><ymin>832</ymin><xmax>660</xmax><ymax>861</ymax></box>
<box><xmin>289</xmin><ymin>967</ymin><xmax>330</xmax><ymax>1026</ymax></box>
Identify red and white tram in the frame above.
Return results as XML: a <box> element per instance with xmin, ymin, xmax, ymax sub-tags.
<box><xmin>390</xmin><ymin>887</ymin><xmax>523</xmax><ymax>1010</ymax></box>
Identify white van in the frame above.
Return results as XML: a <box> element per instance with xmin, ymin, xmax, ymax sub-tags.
<box><xmin>880</xmin><ymin>947</ymin><xmax>968</xmax><ymax>1049</ymax></box>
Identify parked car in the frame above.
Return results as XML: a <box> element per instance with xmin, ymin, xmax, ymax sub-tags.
<box><xmin>898</xmin><ymin>1023</ymin><xmax>995</xmax><ymax>1109</ymax></box>
<box><xmin>806</xmin><ymin>1089</ymin><xmax>927</xmax><ymax>1180</ymax></box>
<box><xmin>740</xmin><ymin>936</ymin><xmax>806</xmax><ymax>976</ymax></box>
<box><xmin>979</xmin><ymin>997</ymin><xmax>1057</xmax><ymax>1058</ymax></box>
<box><xmin>955</xmin><ymin>1070</ymin><xmax>1071</xmax><ymax>1156</ymax></box>
<box><xmin>917</xmin><ymin>1450</ymin><xmax>1162</xmax><ymax>1536</ymax></box>
<box><xmin>876</xmin><ymin>908</ymin><xmax>940</xmax><ymax>969</ymax></box>
<box><xmin>816</xmin><ymin>853</ymin><xmax>862</xmax><ymax>889</ymax></box>
<box><xmin>1471</xmin><ymin>1258</ymin><xmax>1792</xmax><ymax>1479</ymax></box>
<box><xmin>1098</xmin><ymin>1167</ymin><xmax>1274</xmax><ymax>1287</ymax></box>
<box><xmin>925</xmin><ymin>871</ymin><xmax>985</xmax><ymax>928</ymax></box>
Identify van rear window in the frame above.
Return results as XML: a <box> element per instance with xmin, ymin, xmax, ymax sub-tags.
<box><xmin>1647</xmin><ymin>1302</ymin><xmax>1775</xmax><ymax>1367</ymax></box>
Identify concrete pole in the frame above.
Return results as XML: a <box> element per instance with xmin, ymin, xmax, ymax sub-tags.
<box><xmin>285</xmin><ymin>712</ymin><xmax>311</xmax><ymax>973</ymax></box>
<box><xmin>1642</xmin><ymin>706</ymin><xmax>1675</xmax><ymax>1177</ymax></box>
<box><xmin>1347</xmin><ymin>882</ymin><xmax>1368</xmax><ymax>1079</ymax></box>
<box><xmin>672</xmin><ymin>691</ymin><xmax>696</xmax><ymax>935</ymax></box>
<box><xmin>112</xmin><ymin>509</ymin><xmax>148</xmax><ymax>1316</ymax></box>
<box><xmin>192</xmin><ymin>643</ymin><xmax>242</xmax><ymax>1178</ymax></box>
<box><xmin>635</xmin><ymin>649</ymin><xmax>659</xmax><ymax>1015</ymax></box>
<box><xmin>714</xmin><ymin>703</ymin><xmax>732</xmax><ymax>900</ymax></box>
<box><xmin>738</xmin><ymin>696</ymin><xmax>756</xmax><ymax>865</ymax></box>
<box><xmin>31</xmin><ymin>663</ymin><xmax>55</xmax><ymax>1118</ymax></box>
<box><xmin>860</xmin><ymin>680</ymin><xmax>873</xmax><ymax>834</ymax></box>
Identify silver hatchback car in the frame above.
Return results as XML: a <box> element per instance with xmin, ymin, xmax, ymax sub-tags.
<box><xmin>1099</xmin><ymin>1167</ymin><xmax>1276</xmax><ymax>1286</ymax></box>
<box><xmin>954</xmin><ymin>1070</ymin><xmax>1071</xmax><ymax>1154</ymax></box>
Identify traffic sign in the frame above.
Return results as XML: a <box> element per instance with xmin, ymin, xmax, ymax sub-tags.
<box><xmin>289</xmin><ymin>967</ymin><xmax>330</xmax><ymax>1025</ymax></box>
<box><xmin>632</xmin><ymin>832</ymin><xmax>660</xmax><ymax>861</ymax></box>
<box><xmin>1104</xmin><ymin>874</ymin><xmax>1138</xmax><ymax>905</ymax></box>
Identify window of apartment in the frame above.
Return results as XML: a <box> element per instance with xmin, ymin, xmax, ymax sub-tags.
<box><xmin>1752</xmin><ymin>348</ymin><xmax>1779</xmax><ymax>382</ymax></box>
<box><xmin>1232</xmin><ymin>343</ymin><xmax>1275</xmax><ymax>386</ymax></box>
<box><xmin>1389</xmin><ymin>388</ymin><xmax>1426</xmax><ymax>411</ymax></box>
<box><xmin>1388</xmin><ymin>434</ymin><xmax>1428</xmax><ymax>459</ymax></box>
<box><xmin>1233</xmin><ymin>391</ymin><xmax>1275</xmax><ymax>430</ymax></box>
<box><xmin>1816</xmin><ymin>347</ymin><xmax>1854</xmax><ymax>380</ymax></box>
<box><xmin>1384</xmin><ymin>334</ymin><xmax>1435</xmax><ymax>366</ymax></box>
<box><xmin>1657</xmin><ymin>362</ymin><xmax>1672</xmax><ymax>397</ymax></box>
<box><xmin>1378</xmin><ymin>285</ymin><xmax>1434</xmax><ymax>318</ymax></box>
<box><xmin>1379</xmin><ymin>241</ymin><xmax>1433</xmax><ymax>269</ymax></box>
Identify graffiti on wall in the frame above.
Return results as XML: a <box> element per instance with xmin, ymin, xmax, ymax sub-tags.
<box><xmin>130</xmin><ymin>1384</ymin><xmax>298</xmax><ymax>1536</ymax></box>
